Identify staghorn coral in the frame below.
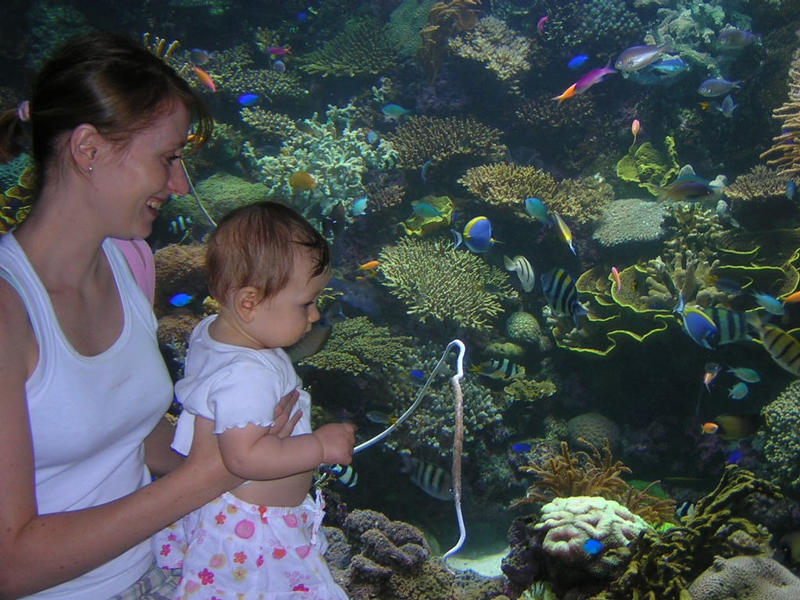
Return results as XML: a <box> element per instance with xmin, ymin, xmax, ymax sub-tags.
<box><xmin>239</xmin><ymin>107</ymin><xmax>297</xmax><ymax>141</ymax></box>
<box><xmin>387</xmin><ymin>115</ymin><xmax>506</xmax><ymax>170</ymax></box>
<box><xmin>378</xmin><ymin>237</ymin><xmax>518</xmax><ymax>331</ymax></box>
<box><xmin>458</xmin><ymin>163</ymin><xmax>558</xmax><ymax>209</ymax></box>
<box><xmin>298</xmin><ymin>316</ymin><xmax>411</xmax><ymax>376</ymax></box>
<box><xmin>244</xmin><ymin>104</ymin><xmax>397</xmax><ymax>220</ymax></box>
<box><xmin>591</xmin><ymin>467</ymin><xmax>779</xmax><ymax>600</ymax></box>
<box><xmin>756</xmin><ymin>379</ymin><xmax>800</xmax><ymax>490</ymax></box>
<box><xmin>760</xmin><ymin>47</ymin><xmax>800</xmax><ymax>176</ymax></box>
<box><xmin>298</xmin><ymin>18</ymin><xmax>398</xmax><ymax>78</ymax></box>
<box><xmin>448</xmin><ymin>15</ymin><xmax>532</xmax><ymax>88</ymax></box>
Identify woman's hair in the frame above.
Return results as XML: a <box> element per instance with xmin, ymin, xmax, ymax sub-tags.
<box><xmin>206</xmin><ymin>201</ymin><xmax>330</xmax><ymax>303</ymax></box>
<box><xmin>0</xmin><ymin>31</ymin><xmax>212</xmax><ymax>167</ymax></box>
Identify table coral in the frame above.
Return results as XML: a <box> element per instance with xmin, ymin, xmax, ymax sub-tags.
<box><xmin>387</xmin><ymin>115</ymin><xmax>506</xmax><ymax>170</ymax></box>
<box><xmin>298</xmin><ymin>18</ymin><xmax>398</xmax><ymax>78</ymax></box>
<box><xmin>448</xmin><ymin>15</ymin><xmax>532</xmax><ymax>88</ymax></box>
<box><xmin>458</xmin><ymin>162</ymin><xmax>558</xmax><ymax>210</ymax></box>
<box><xmin>378</xmin><ymin>237</ymin><xmax>518</xmax><ymax>331</ymax></box>
<box><xmin>723</xmin><ymin>165</ymin><xmax>796</xmax><ymax>229</ymax></box>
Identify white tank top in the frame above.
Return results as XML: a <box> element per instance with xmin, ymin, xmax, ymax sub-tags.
<box><xmin>0</xmin><ymin>232</ymin><xmax>173</xmax><ymax>600</ymax></box>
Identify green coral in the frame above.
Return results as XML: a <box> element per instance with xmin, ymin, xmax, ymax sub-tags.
<box><xmin>378</xmin><ymin>237</ymin><xmax>518</xmax><ymax>331</ymax></box>
<box><xmin>616</xmin><ymin>137</ymin><xmax>680</xmax><ymax>197</ymax></box>
<box><xmin>757</xmin><ymin>380</ymin><xmax>800</xmax><ymax>490</ymax></box>
<box><xmin>298</xmin><ymin>18</ymin><xmax>398</xmax><ymax>78</ymax></box>
<box><xmin>243</xmin><ymin>104</ymin><xmax>397</xmax><ymax>220</ymax></box>
<box><xmin>299</xmin><ymin>316</ymin><xmax>411</xmax><ymax>376</ymax></box>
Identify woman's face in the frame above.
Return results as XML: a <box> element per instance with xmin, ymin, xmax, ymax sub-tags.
<box><xmin>94</xmin><ymin>101</ymin><xmax>191</xmax><ymax>239</ymax></box>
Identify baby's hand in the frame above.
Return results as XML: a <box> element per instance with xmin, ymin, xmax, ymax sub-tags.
<box><xmin>313</xmin><ymin>423</ymin><xmax>356</xmax><ymax>465</ymax></box>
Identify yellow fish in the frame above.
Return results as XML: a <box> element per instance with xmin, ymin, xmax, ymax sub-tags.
<box><xmin>552</xmin><ymin>212</ymin><xmax>576</xmax><ymax>255</ymax></box>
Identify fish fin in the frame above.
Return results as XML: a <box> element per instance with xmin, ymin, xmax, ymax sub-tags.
<box><xmin>503</xmin><ymin>255</ymin><xmax>515</xmax><ymax>271</ymax></box>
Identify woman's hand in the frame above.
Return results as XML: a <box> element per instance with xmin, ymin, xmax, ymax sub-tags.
<box><xmin>269</xmin><ymin>389</ymin><xmax>301</xmax><ymax>438</ymax></box>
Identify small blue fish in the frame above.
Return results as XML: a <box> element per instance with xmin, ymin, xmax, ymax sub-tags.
<box><xmin>524</xmin><ymin>197</ymin><xmax>553</xmax><ymax>226</ymax></box>
<box><xmin>272</xmin><ymin>60</ymin><xmax>286</xmax><ymax>74</ymax></box>
<box><xmin>350</xmin><ymin>196</ymin><xmax>368</xmax><ymax>217</ymax></box>
<box><xmin>169</xmin><ymin>293</ymin><xmax>194</xmax><ymax>307</ymax></box>
<box><xmin>716</xmin><ymin>94</ymin><xmax>737</xmax><ymax>118</ymax></box>
<box><xmin>567</xmin><ymin>54</ymin><xmax>589</xmax><ymax>69</ymax></box>
<box><xmin>511</xmin><ymin>442</ymin><xmax>532</xmax><ymax>453</ymax></box>
<box><xmin>297</xmin><ymin>11</ymin><xmax>309</xmax><ymax>22</ymax></box>
<box><xmin>366</xmin><ymin>130</ymin><xmax>379</xmax><ymax>145</ymax></box>
<box><xmin>752</xmin><ymin>291</ymin><xmax>784</xmax><ymax>316</ymax></box>
<box><xmin>410</xmin><ymin>369</ymin><xmax>425</xmax><ymax>381</ymax></box>
<box><xmin>726</xmin><ymin>447</ymin><xmax>743</xmax><ymax>465</ymax></box>
<box><xmin>238</xmin><ymin>93</ymin><xmax>260</xmax><ymax>106</ymax></box>
<box><xmin>729</xmin><ymin>381</ymin><xmax>749</xmax><ymax>400</ymax></box>
<box><xmin>584</xmin><ymin>539</ymin><xmax>604</xmax><ymax>555</ymax></box>
<box><xmin>421</xmin><ymin>159</ymin><xmax>432</xmax><ymax>182</ymax></box>
<box><xmin>727</xmin><ymin>367</ymin><xmax>760</xmax><ymax>383</ymax></box>
<box><xmin>381</xmin><ymin>103</ymin><xmax>411</xmax><ymax>121</ymax></box>
<box><xmin>366</xmin><ymin>410</ymin><xmax>395</xmax><ymax>425</ymax></box>
<box><xmin>698</xmin><ymin>78</ymin><xmax>742</xmax><ymax>97</ymax></box>
<box><xmin>650</xmin><ymin>57</ymin><xmax>689</xmax><ymax>76</ymax></box>
<box><xmin>412</xmin><ymin>201</ymin><xmax>442</xmax><ymax>219</ymax></box>
<box><xmin>787</xmin><ymin>180</ymin><xmax>797</xmax><ymax>201</ymax></box>
<box><xmin>463</xmin><ymin>216</ymin><xmax>498</xmax><ymax>253</ymax></box>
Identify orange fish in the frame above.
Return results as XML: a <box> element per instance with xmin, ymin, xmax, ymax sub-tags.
<box><xmin>781</xmin><ymin>290</ymin><xmax>800</xmax><ymax>303</ymax></box>
<box><xmin>289</xmin><ymin>171</ymin><xmax>317</xmax><ymax>191</ymax></box>
<box><xmin>358</xmin><ymin>260</ymin><xmax>380</xmax><ymax>271</ymax></box>
<box><xmin>701</xmin><ymin>422</ymin><xmax>719</xmax><ymax>434</ymax></box>
<box><xmin>611</xmin><ymin>266</ymin><xmax>622</xmax><ymax>292</ymax></box>
<box><xmin>552</xmin><ymin>83</ymin><xmax>577</xmax><ymax>103</ymax></box>
<box><xmin>192</xmin><ymin>66</ymin><xmax>217</xmax><ymax>92</ymax></box>
<box><xmin>629</xmin><ymin>119</ymin><xmax>641</xmax><ymax>150</ymax></box>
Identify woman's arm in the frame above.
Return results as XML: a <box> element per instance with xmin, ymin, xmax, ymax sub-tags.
<box><xmin>144</xmin><ymin>417</ymin><xmax>184</xmax><ymax>476</ymax></box>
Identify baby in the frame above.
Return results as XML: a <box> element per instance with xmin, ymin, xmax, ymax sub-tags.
<box><xmin>154</xmin><ymin>201</ymin><xmax>355</xmax><ymax>599</ymax></box>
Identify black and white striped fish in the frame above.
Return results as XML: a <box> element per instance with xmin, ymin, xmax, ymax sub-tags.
<box><xmin>755</xmin><ymin>322</ymin><xmax>800</xmax><ymax>376</ymax></box>
<box><xmin>401</xmin><ymin>456</ymin><xmax>452</xmax><ymax>501</ymax></box>
<box><xmin>475</xmin><ymin>357</ymin><xmax>525</xmax><ymax>380</ymax></box>
<box><xmin>322</xmin><ymin>463</ymin><xmax>358</xmax><ymax>488</ymax></box>
<box><xmin>504</xmin><ymin>255</ymin><xmax>536</xmax><ymax>292</ymax></box>
<box><xmin>706</xmin><ymin>307</ymin><xmax>751</xmax><ymax>345</ymax></box>
<box><xmin>541</xmin><ymin>267</ymin><xmax>588</xmax><ymax>328</ymax></box>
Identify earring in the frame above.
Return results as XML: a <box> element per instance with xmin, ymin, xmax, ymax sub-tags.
<box><xmin>88</xmin><ymin>165</ymin><xmax>93</xmax><ymax>173</ymax></box>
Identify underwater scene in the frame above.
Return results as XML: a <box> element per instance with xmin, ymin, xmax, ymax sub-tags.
<box><xmin>5</xmin><ymin>0</ymin><xmax>800</xmax><ymax>597</ymax></box>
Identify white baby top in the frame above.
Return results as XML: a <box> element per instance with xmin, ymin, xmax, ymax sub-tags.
<box><xmin>0</xmin><ymin>232</ymin><xmax>173</xmax><ymax>600</ymax></box>
<box><xmin>172</xmin><ymin>314</ymin><xmax>311</xmax><ymax>455</ymax></box>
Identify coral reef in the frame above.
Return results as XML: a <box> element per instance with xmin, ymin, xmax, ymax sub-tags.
<box><xmin>505</xmin><ymin>311</ymin><xmax>551</xmax><ymax>352</ymax></box>
<box><xmin>566</xmin><ymin>413</ymin><xmax>621</xmax><ymax>452</ymax></box>
<box><xmin>387</xmin><ymin>0</ymin><xmax>437</xmax><ymax>58</ymax></box>
<box><xmin>387</xmin><ymin>115</ymin><xmax>506</xmax><ymax>170</ymax></box>
<box><xmin>542</xmin><ymin>0</ymin><xmax>643</xmax><ymax>55</ymax></box>
<box><xmin>458</xmin><ymin>163</ymin><xmax>559</xmax><ymax>211</ymax></box>
<box><xmin>153</xmin><ymin>243</ymin><xmax>207</xmax><ymax>317</ymax></box>
<box><xmin>616</xmin><ymin>137</ymin><xmax>680</xmax><ymax>197</ymax></box>
<box><xmin>591</xmin><ymin>199</ymin><xmax>666</xmax><ymax>249</ymax></box>
<box><xmin>244</xmin><ymin>104</ymin><xmax>397</xmax><ymax>220</ymax></box>
<box><xmin>298</xmin><ymin>316</ymin><xmax>412</xmax><ymax>376</ymax></box>
<box><xmin>448</xmin><ymin>15</ymin><xmax>532</xmax><ymax>89</ymax></box>
<box><xmin>399</xmin><ymin>194</ymin><xmax>454</xmax><ymax>236</ymax></box>
<box><xmin>239</xmin><ymin>107</ymin><xmax>297</xmax><ymax>142</ymax></box>
<box><xmin>298</xmin><ymin>18</ymin><xmax>398</xmax><ymax>78</ymax></box>
<box><xmin>549</xmin><ymin>176</ymin><xmax>615</xmax><ymax>227</ymax></box>
<box><xmin>723</xmin><ymin>165</ymin><xmax>796</xmax><ymax>229</ymax></box>
<box><xmin>756</xmin><ymin>379</ymin><xmax>800</xmax><ymax>490</ymax></box>
<box><xmin>0</xmin><ymin>161</ymin><xmax>36</xmax><ymax>233</ymax></box>
<box><xmin>760</xmin><ymin>48</ymin><xmax>800</xmax><ymax>177</ymax></box>
<box><xmin>378</xmin><ymin>237</ymin><xmax>518</xmax><ymax>331</ymax></box>
<box><xmin>688</xmin><ymin>555</ymin><xmax>800</xmax><ymax>600</ymax></box>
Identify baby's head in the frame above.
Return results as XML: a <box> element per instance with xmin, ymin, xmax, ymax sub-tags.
<box><xmin>206</xmin><ymin>201</ymin><xmax>330</xmax><ymax>309</ymax></box>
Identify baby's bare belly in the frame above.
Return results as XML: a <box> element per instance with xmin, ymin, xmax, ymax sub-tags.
<box><xmin>230</xmin><ymin>470</ymin><xmax>314</xmax><ymax>507</ymax></box>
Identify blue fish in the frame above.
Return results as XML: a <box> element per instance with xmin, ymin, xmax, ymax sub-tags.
<box><xmin>168</xmin><ymin>215</ymin><xmax>192</xmax><ymax>235</ymax></box>
<box><xmin>272</xmin><ymin>60</ymin><xmax>286</xmax><ymax>74</ymax></box>
<box><xmin>412</xmin><ymin>201</ymin><xmax>442</xmax><ymax>219</ymax></box>
<box><xmin>366</xmin><ymin>130</ymin><xmax>379</xmax><ymax>144</ymax></box>
<box><xmin>297</xmin><ymin>10</ymin><xmax>309</xmax><ymax>22</ymax></box>
<box><xmin>698</xmin><ymin>78</ymin><xmax>742</xmax><ymax>97</ymax></box>
<box><xmin>729</xmin><ymin>381</ymin><xmax>749</xmax><ymax>400</ymax></box>
<box><xmin>410</xmin><ymin>369</ymin><xmax>425</xmax><ymax>381</ymax></box>
<box><xmin>752</xmin><ymin>291</ymin><xmax>784</xmax><ymax>316</ymax></box>
<box><xmin>541</xmin><ymin>268</ymin><xmax>587</xmax><ymax>328</ymax></box>
<box><xmin>726</xmin><ymin>447</ymin><xmax>743</xmax><ymax>465</ymax></box>
<box><xmin>463</xmin><ymin>216</ymin><xmax>497</xmax><ymax>253</ymax></box>
<box><xmin>649</xmin><ymin>57</ymin><xmax>689</xmax><ymax>76</ymax></box>
<box><xmin>511</xmin><ymin>442</ymin><xmax>532</xmax><ymax>453</ymax></box>
<box><xmin>524</xmin><ymin>197</ymin><xmax>553</xmax><ymax>225</ymax></box>
<box><xmin>567</xmin><ymin>54</ymin><xmax>589</xmax><ymax>69</ymax></box>
<box><xmin>169</xmin><ymin>293</ymin><xmax>194</xmax><ymax>307</ymax></box>
<box><xmin>787</xmin><ymin>180</ymin><xmax>797</xmax><ymax>201</ymax></box>
<box><xmin>350</xmin><ymin>196</ymin><xmax>368</xmax><ymax>217</ymax></box>
<box><xmin>584</xmin><ymin>539</ymin><xmax>604</xmax><ymax>555</ymax></box>
<box><xmin>681</xmin><ymin>306</ymin><xmax>719</xmax><ymax>349</ymax></box>
<box><xmin>381</xmin><ymin>103</ymin><xmax>411</xmax><ymax>121</ymax></box>
<box><xmin>716</xmin><ymin>94</ymin><xmax>737</xmax><ymax>118</ymax></box>
<box><xmin>238</xmin><ymin>93</ymin><xmax>260</xmax><ymax>106</ymax></box>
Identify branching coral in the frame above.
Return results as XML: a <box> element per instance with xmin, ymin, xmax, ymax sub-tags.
<box><xmin>298</xmin><ymin>316</ymin><xmax>411</xmax><ymax>376</ymax></box>
<box><xmin>387</xmin><ymin>115</ymin><xmax>506</xmax><ymax>170</ymax></box>
<box><xmin>448</xmin><ymin>15</ymin><xmax>531</xmax><ymax>87</ymax></box>
<box><xmin>458</xmin><ymin>162</ymin><xmax>558</xmax><ymax>209</ymax></box>
<box><xmin>298</xmin><ymin>18</ymin><xmax>398</xmax><ymax>78</ymax></box>
<box><xmin>243</xmin><ymin>104</ymin><xmax>397</xmax><ymax>219</ymax></box>
<box><xmin>760</xmin><ymin>48</ymin><xmax>800</xmax><ymax>176</ymax></box>
<box><xmin>378</xmin><ymin>237</ymin><xmax>518</xmax><ymax>331</ymax></box>
<box><xmin>239</xmin><ymin>107</ymin><xmax>297</xmax><ymax>141</ymax></box>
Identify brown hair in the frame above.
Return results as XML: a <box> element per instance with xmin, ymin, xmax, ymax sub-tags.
<box><xmin>0</xmin><ymin>31</ymin><xmax>212</xmax><ymax>169</ymax></box>
<box><xmin>206</xmin><ymin>201</ymin><xmax>330</xmax><ymax>303</ymax></box>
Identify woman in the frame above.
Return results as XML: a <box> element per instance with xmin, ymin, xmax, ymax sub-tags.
<box><xmin>0</xmin><ymin>33</ymin><xmax>298</xmax><ymax>599</ymax></box>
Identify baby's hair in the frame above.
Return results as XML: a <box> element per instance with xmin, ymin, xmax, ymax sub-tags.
<box><xmin>206</xmin><ymin>201</ymin><xmax>330</xmax><ymax>303</ymax></box>
<box><xmin>0</xmin><ymin>31</ymin><xmax>212</xmax><ymax>167</ymax></box>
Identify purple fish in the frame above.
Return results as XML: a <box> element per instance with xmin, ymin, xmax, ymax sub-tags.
<box><xmin>615</xmin><ymin>43</ymin><xmax>672</xmax><ymax>72</ymax></box>
<box><xmin>574</xmin><ymin>61</ymin><xmax>616</xmax><ymax>94</ymax></box>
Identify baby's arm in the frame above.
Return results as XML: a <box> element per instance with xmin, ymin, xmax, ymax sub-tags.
<box><xmin>218</xmin><ymin>422</ymin><xmax>355</xmax><ymax>480</ymax></box>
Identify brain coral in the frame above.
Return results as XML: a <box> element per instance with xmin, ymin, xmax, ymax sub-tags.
<box><xmin>387</xmin><ymin>115</ymin><xmax>506</xmax><ymax>170</ymax></box>
<box><xmin>566</xmin><ymin>413</ymin><xmax>620</xmax><ymax>451</ymax></box>
<box><xmin>688</xmin><ymin>556</ymin><xmax>800</xmax><ymax>600</ymax></box>
<box><xmin>378</xmin><ymin>237</ymin><xmax>518</xmax><ymax>331</ymax></box>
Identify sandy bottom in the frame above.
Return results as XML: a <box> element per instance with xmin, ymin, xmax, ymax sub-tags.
<box><xmin>446</xmin><ymin>546</ymin><xmax>508</xmax><ymax>577</ymax></box>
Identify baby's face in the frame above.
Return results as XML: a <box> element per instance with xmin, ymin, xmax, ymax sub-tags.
<box><xmin>246</xmin><ymin>250</ymin><xmax>330</xmax><ymax>349</ymax></box>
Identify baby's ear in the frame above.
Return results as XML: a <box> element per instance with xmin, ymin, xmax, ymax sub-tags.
<box><xmin>234</xmin><ymin>286</ymin><xmax>261</xmax><ymax>321</ymax></box>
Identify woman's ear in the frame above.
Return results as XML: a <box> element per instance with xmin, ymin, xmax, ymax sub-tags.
<box><xmin>69</xmin><ymin>123</ymin><xmax>102</xmax><ymax>174</ymax></box>
<box><xmin>233</xmin><ymin>286</ymin><xmax>261</xmax><ymax>322</ymax></box>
